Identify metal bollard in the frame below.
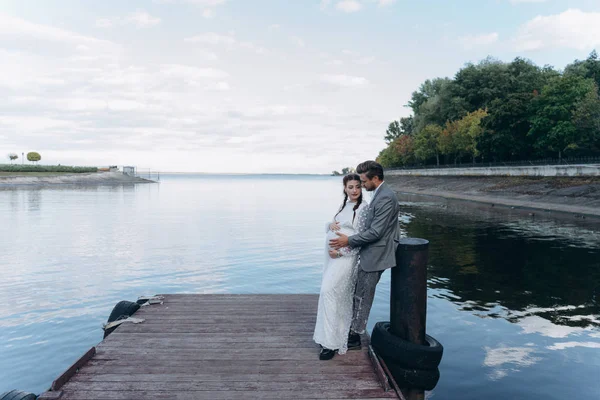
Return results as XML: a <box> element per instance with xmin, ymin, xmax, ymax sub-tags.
<box><xmin>390</xmin><ymin>238</ymin><xmax>429</xmax><ymax>400</ymax></box>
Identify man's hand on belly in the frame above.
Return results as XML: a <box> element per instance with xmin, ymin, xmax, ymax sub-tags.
<box><xmin>329</xmin><ymin>232</ymin><xmax>349</xmax><ymax>249</ymax></box>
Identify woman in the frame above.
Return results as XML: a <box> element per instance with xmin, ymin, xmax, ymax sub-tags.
<box><xmin>313</xmin><ymin>173</ymin><xmax>368</xmax><ymax>360</ymax></box>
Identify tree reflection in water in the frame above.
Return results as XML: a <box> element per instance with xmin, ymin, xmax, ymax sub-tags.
<box><xmin>399</xmin><ymin>197</ymin><xmax>600</xmax><ymax>330</ymax></box>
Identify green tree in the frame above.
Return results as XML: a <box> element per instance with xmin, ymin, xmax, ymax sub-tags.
<box><xmin>399</xmin><ymin>116</ymin><xmax>415</xmax><ymax>136</ymax></box>
<box><xmin>377</xmin><ymin>135</ymin><xmax>414</xmax><ymax>168</ymax></box>
<box><xmin>529</xmin><ymin>75</ymin><xmax>596</xmax><ymax>160</ymax></box>
<box><xmin>438</xmin><ymin>110</ymin><xmax>487</xmax><ymax>163</ymax></box>
<box><xmin>384</xmin><ymin>121</ymin><xmax>401</xmax><ymax>144</ymax></box>
<box><xmin>453</xmin><ymin>58</ymin><xmax>511</xmax><ymax>111</ymax></box>
<box><xmin>564</xmin><ymin>51</ymin><xmax>600</xmax><ymax>89</ymax></box>
<box><xmin>376</xmin><ymin>144</ymin><xmax>403</xmax><ymax>168</ymax></box>
<box><xmin>460</xmin><ymin>109</ymin><xmax>488</xmax><ymax>163</ymax></box>
<box><xmin>8</xmin><ymin>153</ymin><xmax>18</xmax><ymax>164</ymax></box>
<box><xmin>572</xmin><ymin>83</ymin><xmax>600</xmax><ymax>153</ymax></box>
<box><xmin>413</xmin><ymin>124</ymin><xmax>443</xmax><ymax>165</ymax></box>
<box><xmin>409</xmin><ymin>78</ymin><xmax>467</xmax><ymax>131</ymax></box>
<box><xmin>479</xmin><ymin>93</ymin><xmax>535</xmax><ymax>162</ymax></box>
<box><xmin>384</xmin><ymin>117</ymin><xmax>415</xmax><ymax>144</ymax></box>
<box><xmin>395</xmin><ymin>135</ymin><xmax>415</xmax><ymax>165</ymax></box>
<box><xmin>439</xmin><ymin>120</ymin><xmax>460</xmax><ymax>164</ymax></box>
<box><xmin>27</xmin><ymin>152</ymin><xmax>41</xmax><ymax>163</ymax></box>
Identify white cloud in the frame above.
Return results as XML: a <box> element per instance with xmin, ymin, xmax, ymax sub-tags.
<box><xmin>483</xmin><ymin>346</ymin><xmax>542</xmax><ymax>381</ymax></box>
<box><xmin>338</xmin><ymin>50</ymin><xmax>375</xmax><ymax>65</ymax></box>
<box><xmin>269</xmin><ymin>24</ymin><xmax>281</xmax><ymax>31</ymax></box>
<box><xmin>509</xmin><ymin>0</ymin><xmax>547</xmax><ymax>3</ymax></box>
<box><xmin>459</xmin><ymin>32</ymin><xmax>499</xmax><ymax>50</ymax></box>
<box><xmin>129</xmin><ymin>11</ymin><xmax>161</xmax><ymax>27</ymax></box>
<box><xmin>292</xmin><ymin>36</ymin><xmax>305</xmax><ymax>48</ymax></box>
<box><xmin>320</xmin><ymin>0</ymin><xmax>332</xmax><ymax>10</ymax></box>
<box><xmin>320</xmin><ymin>74</ymin><xmax>370</xmax><ymax>88</ymax></box>
<box><xmin>96</xmin><ymin>18</ymin><xmax>113</xmax><ymax>28</ymax></box>
<box><xmin>96</xmin><ymin>10</ymin><xmax>161</xmax><ymax>29</ymax></box>
<box><xmin>0</xmin><ymin>11</ymin><xmax>394</xmax><ymax>173</ymax></box>
<box><xmin>153</xmin><ymin>0</ymin><xmax>227</xmax><ymax>18</ymax></box>
<box><xmin>513</xmin><ymin>9</ymin><xmax>600</xmax><ymax>51</ymax></box>
<box><xmin>518</xmin><ymin>316</ymin><xmax>591</xmax><ymax>338</ymax></box>
<box><xmin>185</xmin><ymin>32</ymin><xmax>236</xmax><ymax>45</ymax></box>
<box><xmin>0</xmin><ymin>12</ymin><xmax>118</xmax><ymax>52</ymax></box>
<box><xmin>336</xmin><ymin>0</ymin><xmax>362</xmax><ymax>13</ymax></box>
<box><xmin>547</xmin><ymin>342</ymin><xmax>600</xmax><ymax>351</ymax></box>
<box><xmin>202</xmin><ymin>9</ymin><xmax>215</xmax><ymax>18</ymax></box>
<box><xmin>322</xmin><ymin>0</ymin><xmax>394</xmax><ymax>13</ymax></box>
<box><xmin>160</xmin><ymin>64</ymin><xmax>229</xmax><ymax>80</ymax></box>
<box><xmin>326</xmin><ymin>59</ymin><xmax>344</xmax><ymax>66</ymax></box>
<box><xmin>184</xmin><ymin>32</ymin><xmax>267</xmax><ymax>54</ymax></box>
<box><xmin>356</xmin><ymin>56</ymin><xmax>375</xmax><ymax>65</ymax></box>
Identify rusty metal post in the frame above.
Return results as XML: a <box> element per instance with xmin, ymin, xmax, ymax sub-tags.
<box><xmin>390</xmin><ymin>238</ymin><xmax>429</xmax><ymax>400</ymax></box>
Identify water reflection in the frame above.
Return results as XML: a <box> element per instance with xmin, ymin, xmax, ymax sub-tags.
<box><xmin>483</xmin><ymin>345</ymin><xmax>542</xmax><ymax>381</ymax></box>
<box><xmin>390</xmin><ymin>194</ymin><xmax>600</xmax><ymax>397</ymax></box>
<box><xmin>0</xmin><ymin>178</ymin><xmax>598</xmax><ymax>399</ymax></box>
<box><xmin>400</xmin><ymin>199</ymin><xmax>600</xmax><ymax>331</ymax></box>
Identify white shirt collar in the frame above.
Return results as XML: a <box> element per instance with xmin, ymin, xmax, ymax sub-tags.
<box><xmin>373</xmin><ymin>181</ymin><xmax>384</xmax><ymax>197</ymax></box>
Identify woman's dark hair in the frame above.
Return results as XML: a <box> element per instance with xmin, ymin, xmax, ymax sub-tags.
<box><xmin>334</xmin><ymin>173</ymin><xmax>363</xmax><ymax>223</ymax></box>
<box><xmin>356</xmin><ymin>160</ymin><xmax>384</xmax><ymax>181</ymax></box>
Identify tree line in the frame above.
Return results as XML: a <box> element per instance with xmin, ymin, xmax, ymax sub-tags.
<box><xmin>377</xmin><ymin>51</ymin><xmax>600</xmax><ymax>168</ymax></box>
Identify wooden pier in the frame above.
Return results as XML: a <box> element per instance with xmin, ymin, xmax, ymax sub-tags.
<box><xmin>43</xmin><ymin>294</ymin><xmax>399</xmax><ymax>399</ymax></box>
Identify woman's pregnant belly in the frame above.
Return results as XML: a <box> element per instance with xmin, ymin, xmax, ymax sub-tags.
<box><xmin>325</xmin><ymin>227</ymin><xmax>355</xmax><ymax>250</ymax></box>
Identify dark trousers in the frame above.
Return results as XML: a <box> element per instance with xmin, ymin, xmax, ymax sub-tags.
<box><xmin>350</xmin><ymin>268</ymin><xmax>384</xmax><ymax>334</ymax></box>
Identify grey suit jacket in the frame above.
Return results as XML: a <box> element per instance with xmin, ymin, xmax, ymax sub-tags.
<box><xmin>348</xmin><ymin>182</ymin><xmax>400</xmax><ymax>272</ymax></box>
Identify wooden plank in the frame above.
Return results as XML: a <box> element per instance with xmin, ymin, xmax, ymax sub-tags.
<box><xmin>56</xmin><ymin>294</ymin><xmax>397</xmax><ymax>400</ymax></box>
<box><xmin>51</xmin><ymin>347</ymin><xmax>96</xmax><ymax>390</ymax></box>
<box><xmin>100</xmin><ymin>335</ymin><xmax>318</xmax><ymax>345</ymax></box>
<box><xmin>62</xmin><ymin>380</ymin><xmax>384</xmax><ymax>391</ymax></box>
<box><xmin>76</xmin><ymin>363</ymin><xmax>378</xmax><ymax>375</ymax></box>
<box><xmin>61</xmin><ymin>391</ymin><xmax>396</xmax><ymax>400</ymax></box>
<box><xmin>71</xmin><ymin>373</ymin><xmax>381</xmax><ymax>383</ymax></box>
<box><xmin>96</xmin><ymin>341</ymin><xmax>316</xmax><ymax>350</ymax></box>
<box><xmin>80</xmin><ymin>357</ymin><xmax>373</xmax><ymax>369</ymax></box>
<box><xmin>369</xmin><ymin>345</ymin><xmax>392</xmax><ymax>392</ymax></box>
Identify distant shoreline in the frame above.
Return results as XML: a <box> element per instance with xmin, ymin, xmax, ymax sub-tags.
<box><xmin>386</xmin><ymin>175</ymin><xmax>600</xmax><ymax>218</ymax></box>
<box><xmin>0</xmin><ymin>172</ymin><xmax>155</xmax><ymax>187</ymax></box>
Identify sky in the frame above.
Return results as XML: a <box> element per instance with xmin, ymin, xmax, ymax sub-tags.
<box><xmin>1</xmin><ymin>0</ymin><xmax>600</xmax><ymax>174</ymax></box>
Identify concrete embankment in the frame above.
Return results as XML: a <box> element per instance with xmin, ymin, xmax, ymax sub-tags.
<box><xmin>0</xmin><ymin>172</ymin><xmax>154</xmax><ymax>186</ymax></box>
<box><xmin>387</xmin><ymin>163</ymin><xmax>600</xmax><ymax>177</ymax></box>
<box><xmin>386</xmin><ymin>175</ymin><xmax>600</xmax><ymax>218</ymax></box>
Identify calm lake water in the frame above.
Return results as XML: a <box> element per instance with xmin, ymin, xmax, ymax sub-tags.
<box><xmin>1</xmin><ymin>174</ymin><xmax>599</xmax><ymax>399</ymax></box>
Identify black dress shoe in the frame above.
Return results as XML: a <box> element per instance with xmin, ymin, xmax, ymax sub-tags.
<box><xmin>319</xmin><ymin>348</ymin><xmax>337</xmax><ymax>360</ymax></box>
<box><xmin>347</xmin><ymin>332</ymin><xmax>362</xmax><ymax>350</ymax></box>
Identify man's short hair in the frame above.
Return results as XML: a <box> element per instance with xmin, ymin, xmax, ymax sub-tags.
<box><xmin>356</xmin><ymin>160</ymin><xmax>384</xmax><ymax>181</ymax></box>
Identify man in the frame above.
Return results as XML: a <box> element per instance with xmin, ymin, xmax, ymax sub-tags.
<box><xmin>329</xmin><ymin>160</ymin><xmax>400</xmax><ymax>349</ymax></box>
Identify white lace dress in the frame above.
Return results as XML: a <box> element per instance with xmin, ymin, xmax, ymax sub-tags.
<box><xmin>313</xmin><ymin>200</ymin><xmax>368</xmax><ymax>354</ymax></box>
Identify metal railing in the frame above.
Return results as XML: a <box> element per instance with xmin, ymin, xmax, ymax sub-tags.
<box><xmin>386</xmin><ymin>156</ymin><xmax>600</xmax><ymax>171</ymax></box>
<box><xmin>97</xmin><ymin>166</ymin><xmax>160</xmax><ymax>181</ymax></box>
<box><xmin>134</xmin><ymin>168</ymin><xmax>160</xmax><ymax>181</ymax></box>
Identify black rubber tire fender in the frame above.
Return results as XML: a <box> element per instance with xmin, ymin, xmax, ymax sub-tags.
<box><xmin>385</xmin><ymin>362</ymin><xmax>440</xmax><ymax>391</ymax></box>
<box><xmin>0</xmin><ymin>390</ymin><xmax>37</xmax><ymax>400</ymax></box>
<box><xmin>104</xmin><ymin>300</ymin><xmax>140</xmax><ymax>338</ymax></box>
<box><xmin>107</xmin><ymin>300</ymin><xmax>140</xmax><ymax>323</ymax></box>
<box><xmin>371</xmin><ymin>321</ymin><xmax>443</xmax><ymax>370</ymax></box>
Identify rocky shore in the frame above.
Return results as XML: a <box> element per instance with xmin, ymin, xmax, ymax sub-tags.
<box><xmin>386</xmin><ymin>175</ymin><xmax>600</xmax><ymax>217</ymax></box>
<box><xmin>0</xmin><ymin>172</ymin><xmax>154</xmax><ymax>186</ymax></box>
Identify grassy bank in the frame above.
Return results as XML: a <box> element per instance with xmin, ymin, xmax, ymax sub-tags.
<box><xmin>0</xmin><ymin>172</ymin><xmax>75</xmax><ymax>177</ymax></box>
<box><xmin>0</xmin><ymin>164</ymin><xmax>97</xmax><ymax>173</ymax></box>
